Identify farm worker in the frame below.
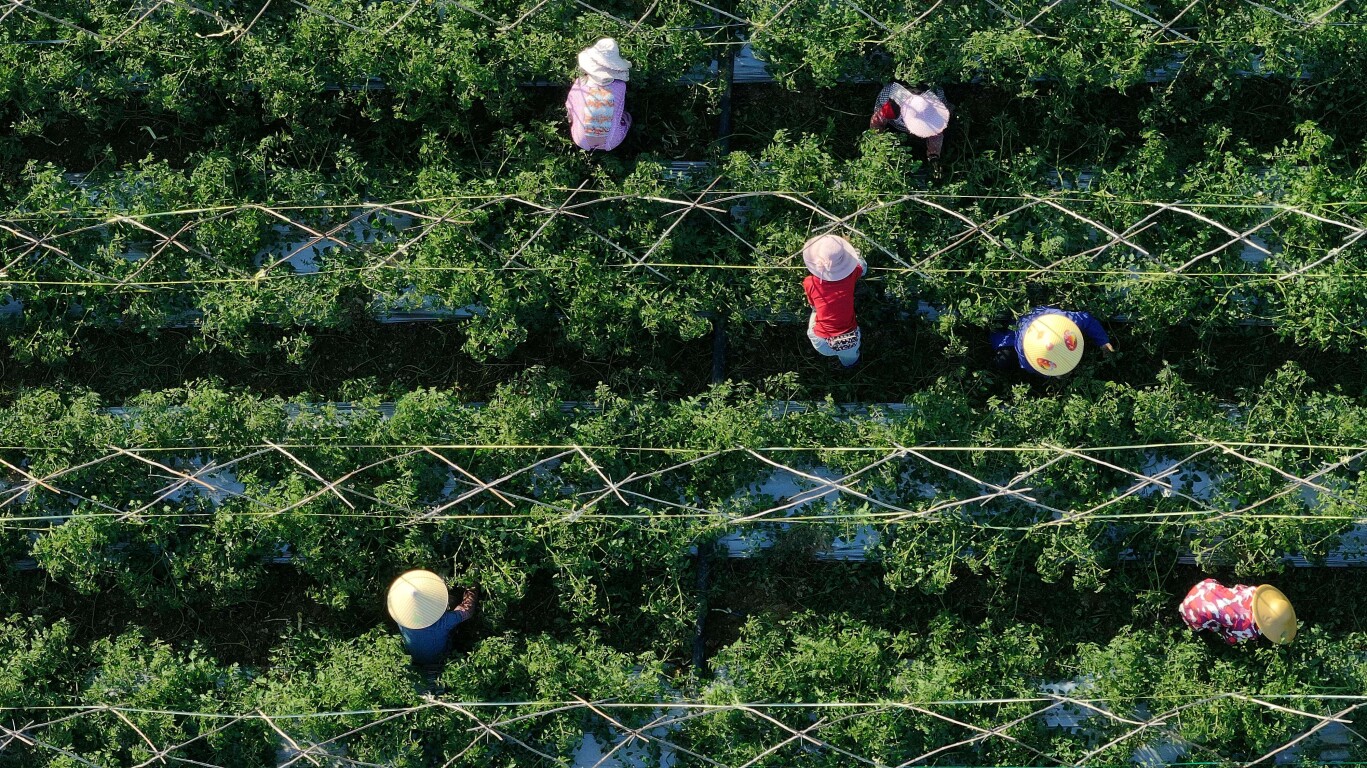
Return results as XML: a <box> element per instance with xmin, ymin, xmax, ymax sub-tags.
<box><xmin>1180</xmin><ymin>578</ymin><xmax>1297</xmax><ymax>645</ymax></box>
<box><xmin>386</xmin><ymin>570</ymin><xmax>477</xmax><ymax>665</ymax></box>
<box><xmin>990</xmin><ymin>307</ymin><xmax>1115</xmax><ymax>377</ymax></box>
<box><xmin>803</xmin><ymin>234</ymin><xmax>867</xmax><ymax>368</ymax></box>
<box><xmin>869</xmin><ymin>82</ymin><xmax>951</xmax><ymax>163</ymax></box>
<box><xmin>566</xmin><ymin>38</ymin><xmax>633</xmax><ymax>152</ymax></box>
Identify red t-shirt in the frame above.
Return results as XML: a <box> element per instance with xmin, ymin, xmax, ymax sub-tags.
<box><xmin>804</xmin><ymin>265</ymin><xmax>863</xmax><ymax>338</ymax></box>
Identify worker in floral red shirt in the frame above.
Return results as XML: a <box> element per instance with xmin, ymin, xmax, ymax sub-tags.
<box><xmin>803</xmin><ymin>234</ymin><xmax>867</xmax><ymax>368</ymax></box>
<box><xmin>1180</xmin><ymin>578</ymin><xmax>1297</xmax><ymax>645</ymax></box>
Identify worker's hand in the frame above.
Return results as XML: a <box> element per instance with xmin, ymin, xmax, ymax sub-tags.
<box><xmin>1103</xmin><ymin>343</ymin><xmax>1116</xmax><ymax>353</ymax></box>
<box><xmin>454</xmin><ymin>586</ymin><xmax>478</xmax><ymax>614</ymax></box>
<box><xmin>869</xmin><ymin>115</ymin><xmax>887</xmax><ymax>131</ymax></box>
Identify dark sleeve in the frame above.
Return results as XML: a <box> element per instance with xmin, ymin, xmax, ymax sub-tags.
<box><xmin>1066</xmin><ymin>311</ymin><xmax>1110</xmax><ymax>347</ymax></box>
<box><xmin>438</xmin><ymin>608</ymin><xmax>467</xmax><ymax>631</ymax></box>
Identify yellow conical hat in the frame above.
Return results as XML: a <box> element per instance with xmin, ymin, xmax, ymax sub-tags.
<box><xmin>386</xmin><ymin>570</ymin><xmax>449</xmax><ymax>630</ymax></box>
<box><xmin>1021</xmin><ymin>314</ymin><xmax>1084</xmax><ymax>376</ymax></box>
<box><xmin>1252</xmin><ymin>585</ymin><xmax>1297</xmax><ymax>645</ymax></box>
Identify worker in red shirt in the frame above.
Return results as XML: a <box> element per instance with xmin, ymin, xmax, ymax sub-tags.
<box><xmin>803</xmin><ymin>234</ymin><xmax>866</xmax><ymax>368</ymax></box>
<box><xmin>1179</xmin><ymin>578</ymin><xmax>1297</xmax><ymax>645</ymax></box>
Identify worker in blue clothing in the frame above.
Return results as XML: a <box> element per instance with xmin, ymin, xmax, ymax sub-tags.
<box><xmin>991</xmin><ymin>306</ymin><xmax>1115</xmax><ymax>377</ymax></box>
<box><xmin>386</xmin><ymin>570</ymin><xmax>477</xmax><ymax>666</ymax></box>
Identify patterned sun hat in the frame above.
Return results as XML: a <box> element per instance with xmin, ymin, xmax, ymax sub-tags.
<box><xmin>1252</xmin><ymin>585</ymin><xmax>1297</xmax><ymax>644</ymax></box>
<box><xmin>386</xmin><ymin>570</ymin><xmax>449</xmax><ymax>630</ymax></box>
<box><xmin>802</xmin><ymin>235</ymin><xmax>860</xmax><ymax>281</ymax></box>
<box><xmin>1021</xmin><ymin>314</ymin><xmax>1084</xmax><ymax>376</ymax></box>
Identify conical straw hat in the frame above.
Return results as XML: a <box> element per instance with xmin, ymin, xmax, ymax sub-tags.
<box><xmin>387</xmin><ymin>570</ymin><xmax>449</xmax><ymax>630</ymax></box>
<box><xmin>1021</xmin><ymin>314</ymin><xmax>1084</xmax><ymax>376</ymax></box>
<box><xmin>1252</xmin><ymin>585</ymin><xmax>1297</xmax><ymax>644</ymax></box>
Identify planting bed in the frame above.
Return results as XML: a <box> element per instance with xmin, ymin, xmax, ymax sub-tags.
<box><xmin>4</xmin><ymin>1</ymin><xmax>1367</xmax><ymax>766</ymax></box>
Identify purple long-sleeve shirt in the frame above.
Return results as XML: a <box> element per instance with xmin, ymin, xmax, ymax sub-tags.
<box><xmin>991</xmin><ymin>306</ymin><xmax>1110</xmax><ymax>376</ymax></box>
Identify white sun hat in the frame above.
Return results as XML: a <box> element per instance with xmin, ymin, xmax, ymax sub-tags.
<box><xmin>387</xmin><ymin>570</ymin><xmax>449</xmax><ymax>630</ymax></box>
<box><xmin>802</xmin><ymin>235</ymin><xmax>861</xmax><ymax>282</ymax></box>
<box><xmin>578</xmin><ymin>38</ymin><xmax>632</xmax><ymax>86</ymax></box>
<box><xmin>902</xmin><ymin>91</ymin><xmax>950</xmax><ymax>138</ymax></box>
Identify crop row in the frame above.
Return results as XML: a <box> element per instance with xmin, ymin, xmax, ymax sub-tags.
<box><xmin>0</xmin><ymin>0</ymin><xmax>722</xmax><ymax>133</ymax></box>
<box><xmin>741</xmin><ymin>0</ymin><xmax>1367</xmax><ymax>88</ymax></box>
<box><xmin>3</xmin><ymin>362</ymin><xmax>1365</xmax><ymax>630</ymax></box>
<box><xmin>3</xmin><ymin>117</ymin><xmax>1365</xmax><ymax>363</ymax></box>
<box><xmin>3</xmin><ymin>607</ymin><xmax>1367</xmax><ymax>767</ymax></box>
<box><xmin>2</xmin><ymin>0</ymin><xmax>1361</xmax><ymax>136</ymax></box>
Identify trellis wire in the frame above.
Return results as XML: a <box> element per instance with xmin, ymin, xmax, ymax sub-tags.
<box><xmin>2</xmin><ymin>190</ymin><xmax>1365</xmax><ymax>291</ymax></box>
<box><xmin>3</xmin><ymin>437</ymin><xmax>1366</xmax><ymax>530</ymax></box>
<box><xmin>5</xmin><ymin>0</ymin><xmax>1358</xmax><ymax>48</ymax></box>
<box><xmin>3</xmin><ymin>693</ymin><xmax>1365</xmax><ymax>767</ymax></box>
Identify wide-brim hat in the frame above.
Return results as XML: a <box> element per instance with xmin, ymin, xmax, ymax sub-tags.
<box><xmin>803</xmin><ymin>235</ymin><xmax>860</xmax><ymax>282</ymax></box>
<box><xmin>1021</xmin><ymin>314</ymin><xmax>1084</xmax><ymax>376</ymax></box>
<box><xmin>578</xmin><ymin>38</ymin><xmax>632</xmax><ymax>85</ymax></box>
<box><xmin>387</xmin><ymin>570</ymin><xmax>449</xmax><ymax>630</ymax></box>
<box><xmin>903</xmin><ymin>92</ymin><xmax>950</xmax><ymax>138</ymax></box>
<box><xmin>1252</xmin><ymin>585</ymin><xmax>1297</xmax><ymax>644</ymax></box>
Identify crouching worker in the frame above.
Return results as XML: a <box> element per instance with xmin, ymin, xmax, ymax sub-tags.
<box><xmin>387</xmin><ymin>570</ymin><xmax>477</xmax><ymax>665</ymax></box>
<box><xmin>1180</xmin><ymin>578</ymin><xmax>1297</xmax><ymax>645</ymax></box>
<box><xmin>990</xmin><ymin>306</ymin><xmax>1114</xmax><ymax>378</ymax></box>
<box><xmin>870</xmin><ymin>82</ymin><xmax>951</xmax><ymax>165</ymax></box>
<box><xmin>567</xmin><ymin>38</ymin><xmax>633</xmax><ymax>152</ymax></box>
<box><xmin>803</xmin><ymin>235</ymin><xmax>867</xmax><ymax>369</ymax></box>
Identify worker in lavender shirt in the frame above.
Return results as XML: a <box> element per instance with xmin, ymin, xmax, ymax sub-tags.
<box><xmin>566</xmin><ymin>38</ymin><xmax>633</xmax><ymax>151</ymax></box>
<box><xmin>386</xmin><ymin>570</ymin><xmax>477</xmax><ymax>666</ymax></box>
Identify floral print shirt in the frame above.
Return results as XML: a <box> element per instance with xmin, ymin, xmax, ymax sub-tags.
<box><xmin>1180</xmin><ymin>578</ymin><xmax>1260</xmax><ymax>644</ymax></box>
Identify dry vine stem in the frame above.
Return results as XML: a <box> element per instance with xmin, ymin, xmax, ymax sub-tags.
<box><xmin>4</xmin><ymin>694</ymin><xmax>1366</xmax><ymax>766</ymax></box>
<box><xmin>3</xmin><ymin>439</ymin><xmax>1367</xmax><ymax>532</ymax></box>
<box><xmin>2</xmin><ymin>191</ymin><xmax>1367</xmax><ymax>291</ymax></box>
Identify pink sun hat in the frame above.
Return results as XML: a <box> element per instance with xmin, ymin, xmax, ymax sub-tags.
<box><xmin>903</xmin><ymin>91</ymin><xmax>950</xmax><ymax>138</ymax></box>
<box><xmin>803</xmin><ymin>235</ymin><xmax>861</xmax><ymax>281</ymax></box>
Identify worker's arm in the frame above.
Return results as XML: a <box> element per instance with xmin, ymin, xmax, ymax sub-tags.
<box><xmin>450</xmin><ymin>587</ymin><xmax>477</xmax><ymax>622</ymax></box>
<box><xmin>1066</xmin><ymin>310</ymin><xmax>1115</xmax><ymax>352</ymax></box>
<box><xmin>870</xmin><ymin>85</ymin><xmax>899</xmax><ymax>130</ymax></box>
